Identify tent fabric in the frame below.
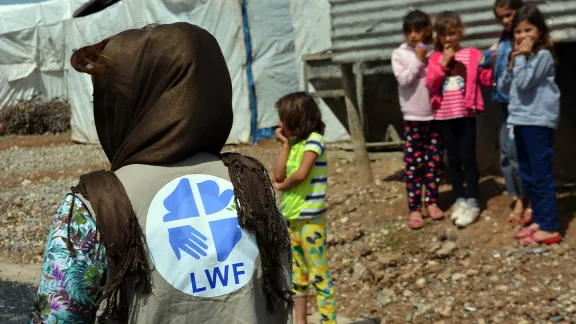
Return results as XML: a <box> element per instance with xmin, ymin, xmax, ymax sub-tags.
<box><xmin>73</xmin><ymin>0</ymin><xmax>120</xmax><ymax>17</ymax></box>
<box><xmin>247</xmin><ymin>0</ymin><xmax>351</xmax><ymax>142</ymax></box>
<box><xmin>0</xmin><ymin>0</ymin><xmax>84</xmax><ymax>108</ymax></box>
<box><xmin>241</xmin><ymin>0</ymin><xmax>260</xmax><ymax>144</ymax></box>
<box><xmin>247</xmin><ymin>0</ymin><xmax>299</xmax><ymax>130</ymax></box>
<box><xmin>0</xmin><ymin>0</ymin><xmax>349</xmax><ymax>143</ymax></box>
<box><xmin>64</xmin><ymin>0</ymin><xmax>250</xmax><ymax>144</ymax></box>
<box><xmin>288</xmin><ymin>0</ymin><xmax>350</xmax><ymax>142</ymax></box>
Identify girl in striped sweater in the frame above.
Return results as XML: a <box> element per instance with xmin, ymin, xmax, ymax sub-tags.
<box><xmin>272</xmin><ymin>92</ymin><xmax>336</xmax><ymax>324</ymax></box>
<box><xmin>426</xmin><ymin>11</ymin><xmax>493</xmax><ymax>227</ymax></box>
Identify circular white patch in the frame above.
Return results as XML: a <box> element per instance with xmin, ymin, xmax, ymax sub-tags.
<box><xmin>146</xmin><ymin>174</ymin><xmax>258</xmax><ymax>297</ymax></box>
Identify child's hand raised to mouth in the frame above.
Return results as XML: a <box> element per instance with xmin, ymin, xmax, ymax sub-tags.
<box><xmin>441</xmin><ymin>44</ymin><xmax>455</xmax><ymax>67</ymax></box>
<box><xmin>415</xmin><ymin>43</ymin><xmax>429</xmax><ymax>62</ymax></box>
<box><xmin>516</xmin><ymin>37</ymin><xmax>534</xmax><ymax>55</ymax></box>
<box><xmin>274</xmin><ymin>127</ymin><xmax>289</xmax><ymax>145</ymax></box>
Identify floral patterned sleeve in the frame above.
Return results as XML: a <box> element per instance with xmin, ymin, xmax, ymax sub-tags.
<box><xmin>29</xmin><ymin>194</ymin><xmax>107</xmax><ymax>324</ymax></box>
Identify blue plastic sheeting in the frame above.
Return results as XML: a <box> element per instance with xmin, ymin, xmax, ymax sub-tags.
<box><xmin>241</xmin><ymin>0</ymin><xmax>274</xmax><ymax>144</ymax></box>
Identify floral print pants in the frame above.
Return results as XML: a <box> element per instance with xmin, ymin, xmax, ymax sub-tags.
<box><xmin>287</xmin><ymin>216</ymin><xmax>336</xmax><ymax>324</ymax></box>
<box><xmin>403</xmin><ymin>121</ymin><xmax>444</xmax><ymax>212</ymax></box>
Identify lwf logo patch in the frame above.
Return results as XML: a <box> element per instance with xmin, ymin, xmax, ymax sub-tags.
<box><xmin>146</xmin><ymin>174</ymin><xmax>258</xmax><ymax>297</ymax></box>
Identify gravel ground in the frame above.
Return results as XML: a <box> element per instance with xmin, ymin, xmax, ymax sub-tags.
<box><xmin>0</xmin><ymin>177</ymin><xmax>82</xmax><ymax>262</ymax></box>
<box><xmin>2</xmin><ymin>135</ymin><xmax>576</xmax><ymax>323</ymax></box>
<box><xmin>0</xmin><ymin>145</ymin><xmax>107</xmax><ymax>176</ymax></box>
<box><xmin>0</xmin><ymin>142</ymin><xmax>107</xmax><ymax>262</ymax></box>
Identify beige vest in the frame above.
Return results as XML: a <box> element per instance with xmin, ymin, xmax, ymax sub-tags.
<box><xmin>103</xmin><ymin>153</ymin><xmax>292</xmax><ymax>324</ymax></box>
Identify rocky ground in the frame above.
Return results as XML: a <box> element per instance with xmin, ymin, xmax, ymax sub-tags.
<box><xmin>1</xmin><ymin>134</ymin><xmax>576</xmax><ymax>324</ymax></box>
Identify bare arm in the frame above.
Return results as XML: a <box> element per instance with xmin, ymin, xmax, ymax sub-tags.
<box><xmin>273</xmin><ymin>143</ymin><xmax>290</xmax><ymax>182</ymax></box>
<box><xmin>275</xmin><ymin>151</ymin><xmax>318</xmax><ymax>191</ymax></box>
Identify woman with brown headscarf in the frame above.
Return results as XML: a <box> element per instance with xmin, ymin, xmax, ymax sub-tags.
<box><xmin>29</xmin><ymin>23</ymin><xmax>292</xmax><ymax>324</ymax></box>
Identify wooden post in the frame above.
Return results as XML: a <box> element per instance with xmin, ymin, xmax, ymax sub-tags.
<box><xmin>340</xmin><ymin>63</ymin><xmax>374</xmax><ymax>185</ymax></box>
<box><xmin>355</xmin><ymin>62</ymin><xmax>365</xmax><ymax>125</ymax></box>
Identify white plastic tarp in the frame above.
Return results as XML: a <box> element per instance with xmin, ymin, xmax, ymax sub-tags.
<box><xmin>247</xmin><ymin>0</ymin><xmax>350</xmax><ymax>142</ymax></box>
<box><xmin>288</xmin><ymin>0</ymin><xmax>350</xmax><ymax>142</ymax></box>
<box><xmin>0</xmin><ymin>0</ymin><xmax>83</xmax><ymax>107</ymax></box>
<box><xmin>64</xmin><ymin>1</ymin><xmax>132</xmax><ymax>143</ymax></box>
<box><xmin>65</xmin><ymin>0</ymin><xmax>251</xmax><ymax>144</ymax></box>
<box><xmin>247</xmin><ymin>0</ymin><xmax>299</xmax><ymax>130</ymax></box>
<box><xmin>0</xmin><ymin>0</ymin><xmax>349</xmax><ymax>143</ymax></box>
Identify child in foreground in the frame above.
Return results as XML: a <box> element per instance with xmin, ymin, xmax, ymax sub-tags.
<box><xmin>392</xmin><ymin>9</ymin><xmax>445</xmax><ymax>229</ymax></box>
<box><xmin>426</xmin><ymin>11</ymin><xmax>493</xmax><ymax>228</ymax></box>
<box><xmin>272</xmin><ymin>92</ymin><xmax>336</xmax><ymax>324</ymax></box>
<box><xmin>498</xmin><ymin>4</ymin><xmax>561</xmax><ymax>245</ymax></box>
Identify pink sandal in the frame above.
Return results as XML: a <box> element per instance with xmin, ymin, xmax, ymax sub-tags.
<box><xmin>522</xmin><ymin>233</ymin><xmax>562</xmax><ymax>246</ymax></box>
<box><xmin>515</xmin><ymin>227</ymin><xmax>537</xmax><ymax>239</ymax></box>
<box><xmin>509</xmin><ymin>208</ymin><xmax>533</xmax><ymax>225</ymax></box>
<box><xmin>427</xmin><ymin>205</ymin><xmax>445</xmax><ymax>221</ymax></box>
<box><xmin>409</xmin><ymin>212</ymin><xmax>424</xmax><ymax>230</ymax></box>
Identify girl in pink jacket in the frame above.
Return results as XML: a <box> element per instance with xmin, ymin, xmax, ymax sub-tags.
<box><xmin>426</xmin><ymin>11</ymin><xmax>492</xmax><ymax>228</ymax></box>
<box><xmin>392</xmin><ymin>10</ymin><xmax>445</xmax><ymax>230</ymax></box>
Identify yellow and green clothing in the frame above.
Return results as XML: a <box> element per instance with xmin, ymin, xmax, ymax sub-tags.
<box><xmin>288</xmin><ymin>217</ymin><xmax>336</xmax><ymax>324</ymax></box>
<box><xmin>281</xmin><ymin>132</ymin><xmax>336</xmax><ymax>323</ymax></box>
<box><xmin>282</xmin><ymin>132</ymin><xmax>328</xmax><ymax>221</ymax></box>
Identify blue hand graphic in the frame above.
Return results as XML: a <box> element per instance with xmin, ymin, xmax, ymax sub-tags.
<box><xmin>163</xmin><ymin>178</ymin><xmax>200</xmax><ymax>222</ymax></box>
<box><xmin>168</xmin><ymin>225</ymin><xmax>208</xmax><ymax>260</ymax></box>
<box><xmin>197</xmin><ymin>180</ymin><xmax>234</xmax><ymax>215</ymax></box>
<box><xmin>163</xmin><ymin>178</ymin><xmax>241</xmax><ymax>261</ymax></box>
<box><xmin>198</xmin><ymin>180</ymin><xmax>241</xmax><ymax>262</ymax></box>
<box><xmin>209</xmin><ymin>217</ymin><xmax>243</xmax><ymax>262</ymax></box>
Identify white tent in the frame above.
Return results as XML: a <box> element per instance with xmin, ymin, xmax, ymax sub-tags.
<box><xmin>0</xmin><ymin>0</ymin><xmax>84</xmax><ymax>110</ymax></box>
<box><xmin>0</xmin><ymin>0</ymin><xmax>350</xmax><ymax>143</ymax></box>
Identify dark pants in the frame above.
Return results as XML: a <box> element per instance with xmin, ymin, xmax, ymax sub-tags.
<box><xmin>403</xmin><ymin>121</ymin><xmax>444</xmax><ymax>212</ymax></box>
<box><xmin>499</xmin><ymin>103</ymin><xmax>523</xmax><ymax>197</ymax></box>
<box><xmin>514</xmin><ymin>126</ymin><xmax>558</xmax><ymax>232</ymax></box>
<box><xmin>439</xmin><ymin>117</ymin><xmax>479</xmax><ymax>200</ymax></box>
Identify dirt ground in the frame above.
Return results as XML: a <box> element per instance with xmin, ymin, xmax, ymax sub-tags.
<box><xmin>0</xmin><ymin>133</ymin><xmax>72</xmax><ymax>151</ymax></box>
<box><xmin>2</xmin><ymin>134</ymin><xmax>576</xmax><ymax>323</ymax></box>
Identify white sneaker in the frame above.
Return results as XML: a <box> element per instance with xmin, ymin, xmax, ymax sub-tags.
<box><xmin>455</xmin><ymin>206</ymin><xmax>480</xmax><ymax>228</ymax></box>
<box><xmin>450</xmin><ymin>201</ymin><xmax>468</xmax><ymax>221</ymax></box>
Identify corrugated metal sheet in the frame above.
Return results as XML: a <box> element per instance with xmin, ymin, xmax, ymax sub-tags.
<box><xmin>330</xmin><ymin>0</ymin><xmax>576</xmax><ymax>63</ymax></box>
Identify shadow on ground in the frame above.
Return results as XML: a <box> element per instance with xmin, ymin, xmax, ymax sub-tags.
<box><xmin>308</xmin><ymin>312</ymin><xmax>378</xmax><ymax>324</ymax></box>
<box><xmin>0</xmin><ymin>280</ymin><xmax>36</xmax><ymax>323</ymax></box>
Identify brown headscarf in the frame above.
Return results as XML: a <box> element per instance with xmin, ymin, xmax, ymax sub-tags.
<box><xmin>69</xmin><ymin>23</ymin><xmax>291</xmax><ymax>322</ymax></box>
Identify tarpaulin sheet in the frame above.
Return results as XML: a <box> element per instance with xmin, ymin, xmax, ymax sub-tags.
<box><xmin>0</xmin><ymin>0</ymin><xmax>82</xmax><ymax>108</ymax></box>
<box><xmin>288</xmin><ymin>0</ymin><xmax>350</xmax><ymax>142</ymax></box>
<box><xmin>0</xmin><ymin>0</ymin><xmax>348</xmax><ymax>143</ymax></box>
<box><xmin>246</xmin><ymin>0</ymin><xmax>299</xmax><ymax>131</ymax></box>
<box><xmin>64</xmin><ymin>0</ymin><xmax>251</xmax><ymax>144</ymax></box>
